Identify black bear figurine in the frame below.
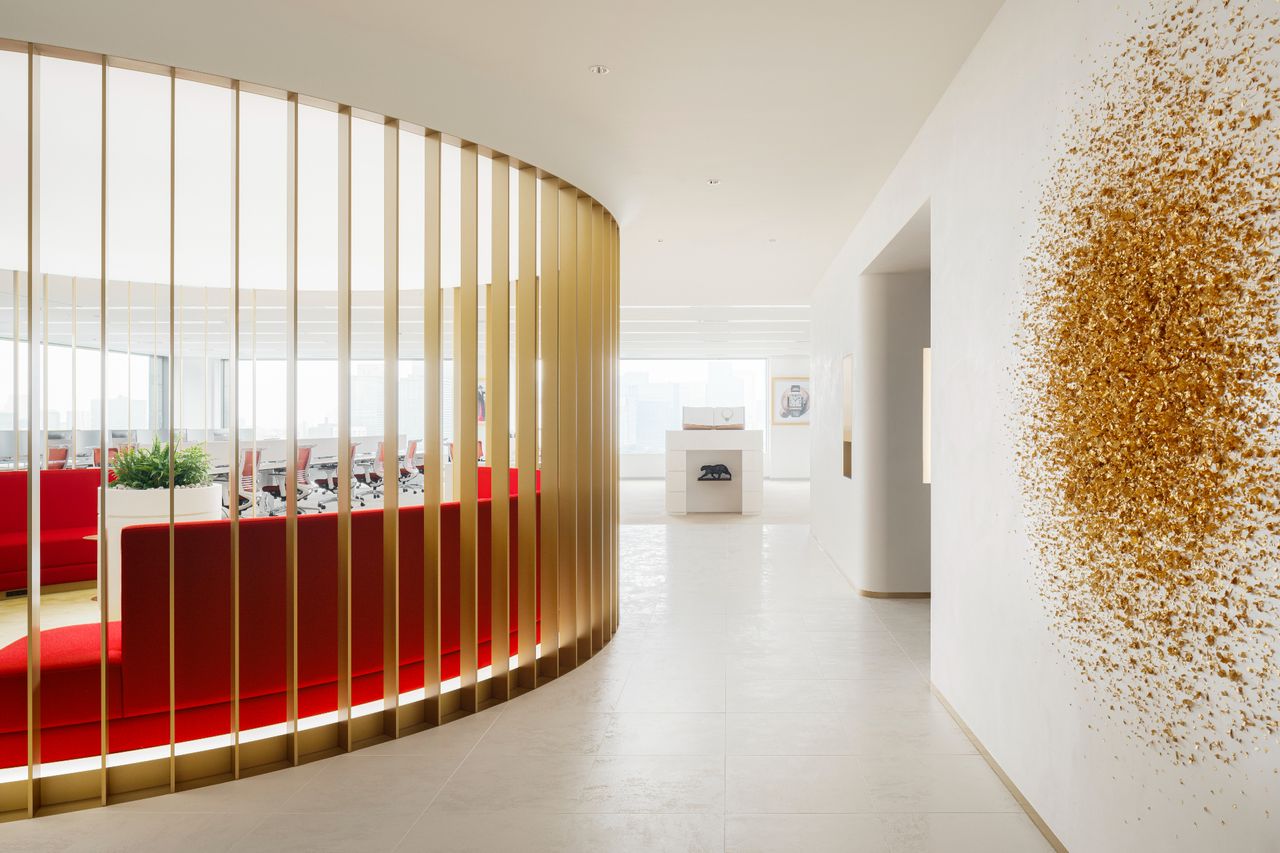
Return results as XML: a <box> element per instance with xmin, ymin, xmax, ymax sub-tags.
<box><xmin>697</xmin><ymin>463</ymin><xmax>732</xmax><ymax>481</ymax></box>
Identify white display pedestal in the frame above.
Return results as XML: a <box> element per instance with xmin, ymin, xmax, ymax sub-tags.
<box><xmin>665</xmin><ymin>430</ymin><xmax>762</xmax><ymax>515</ymax></box>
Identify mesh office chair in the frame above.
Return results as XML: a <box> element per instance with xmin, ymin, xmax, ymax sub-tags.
<box><xmin>47</xmin><ymin>446</ymin><xmax>70</xmax><ymax>470</ymax></box>
<box><xmin>222</xmin><ymin>448</ymin><xmax>262</xmax><ymax>516</ymax></box>
<box><xmin>399</xmin><ymin>439</ymin><xmax>423</xmax><ymax>495</ymax></box>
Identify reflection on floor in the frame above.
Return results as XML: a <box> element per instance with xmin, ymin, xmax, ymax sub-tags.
<box><xmin>0</xmin><ymin>586</ymin><xmax>97</xmax><ymax>650</ymax></box>
<box><xmin>0</xmin><ymin>479</ymin><xmax>1049</xmax><ymax>852</ymax></box>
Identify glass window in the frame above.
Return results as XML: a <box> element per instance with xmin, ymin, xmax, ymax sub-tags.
<box><xmin>619</xmin><ymin>359</ymin><xmax>767</xmax><ymax>454</ymax></box>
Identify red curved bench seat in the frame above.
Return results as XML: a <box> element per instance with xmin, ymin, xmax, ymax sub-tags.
<box><xmin>0</xmin><ymin>469</ymin><xmax>101</xmax><ymax>593</ymax></box>
<box><xmin>0</xmin><ymin>469</ymin><xmax>539</xmax><ymax>768</ymax></box>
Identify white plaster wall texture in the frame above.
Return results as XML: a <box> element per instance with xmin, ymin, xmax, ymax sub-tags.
<box><xmin>809</xmin><ymin>0</ymin><xmax>1280</xmax><ymax>849</ymax></box>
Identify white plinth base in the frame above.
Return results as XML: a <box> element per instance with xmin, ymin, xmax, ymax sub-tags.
<box><xmin>665</xmin><ymin>430</ymin><xmax>763</xmax><ymax>515</ymax></box>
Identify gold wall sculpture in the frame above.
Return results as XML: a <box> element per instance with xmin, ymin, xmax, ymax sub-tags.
<box><xmin>0</xmin><ymin>39</ymin><xmax>620</xmax><ymax>818</ymax></box>
<box><xmin>1019</xmin><ymin>0</ymin><xmax>1280</xmax><ymax>765</ymax></box>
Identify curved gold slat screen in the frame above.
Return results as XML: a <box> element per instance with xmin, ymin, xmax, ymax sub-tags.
<box><xmin>0</xmin><ymin>41</ymin><xmax>619</xmax><ymax>819</ymax></box>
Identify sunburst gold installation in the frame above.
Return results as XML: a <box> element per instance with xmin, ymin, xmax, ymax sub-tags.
<box><xmin>1019</xmin><ymin>0</ymin><xmax>1280</xmax><ymax>765</ymax></box>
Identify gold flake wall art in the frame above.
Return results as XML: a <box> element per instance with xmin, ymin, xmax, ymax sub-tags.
<box><xmin>1019</xmin><ymin>0</ymin><xmax>1280</xmax><ymax>765</ymax></box>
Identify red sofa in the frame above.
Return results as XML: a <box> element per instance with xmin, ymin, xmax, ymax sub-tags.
<box><xmin>0</xmin><ymin>469</ymin><xmax>101</xmax><ymax>594</ymax></box>
<box><xmin>0</xmin><ymin>470</ymin><xmax>539</xmax><ymax>767</ymax></box>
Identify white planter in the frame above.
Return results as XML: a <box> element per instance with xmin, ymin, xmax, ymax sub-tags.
<box><xmin>100</xmin><ymin>484</ymin><xmax>222</xmax><ymax>621</ymax></box>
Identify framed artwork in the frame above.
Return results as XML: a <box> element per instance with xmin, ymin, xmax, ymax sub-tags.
<box><xmin>772</xmin><ymin>376</ymin><xmax>811</xmax><ymax>426</ymax></box>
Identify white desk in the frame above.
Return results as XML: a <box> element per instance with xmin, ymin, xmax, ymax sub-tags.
<box><xmin>665</xmin><ymin>429</ymin><xmax>762</xmax><ymax>515</ymax></box>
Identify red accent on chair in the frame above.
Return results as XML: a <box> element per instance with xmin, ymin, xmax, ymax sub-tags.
<box><xmin>46</xmin><ymin>447</ymin><xmax>69</xmax><ymax>470</ymax></box>
<box><xmin>0</xmin><ymin>468</ymin><xmax>101</xmax><ymax>593</ymax></box>
<box><xmin>0</xmin><ymin>469</ymin><xmax>539</xmax><ymax>767</ymax></box>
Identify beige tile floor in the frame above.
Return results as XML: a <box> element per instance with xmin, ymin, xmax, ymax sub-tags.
<box><xmin>0</xmin><ymin>586</ymin><xmax>97</xmax><ymax>649</ymax></box>
<box><xmin>0</xmin><ymin>480</ymin><xmax>1051</xmax><ymax>852</ymax></box>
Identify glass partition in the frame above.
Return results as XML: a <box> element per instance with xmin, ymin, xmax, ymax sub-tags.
<box><xmin>39</xmin><ymin>54</ymin><xmax>104</xmax><ymax>767</ymax></box>
<box><xmin>172</xmin><ymin>73</ymin><xmax>234</xmax><ymax>753</ymax></box>
<box><xmin>295</xmin><ymin>101</ymin><xmax>341</xmax><ymax>741</ymax></box>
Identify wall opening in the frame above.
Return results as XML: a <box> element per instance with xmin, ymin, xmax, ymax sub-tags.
<box><xmin>856</xmin><ymin>202</ymin><xmax>931</xmax><ymax>594</ymax></box>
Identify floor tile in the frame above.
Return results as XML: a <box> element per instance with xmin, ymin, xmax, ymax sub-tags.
<box><xmin>725</xmin><ymin>754</ymin><xmax>874</xmax><ymax>813</ymax></box>
<box><xmin>576</xmin><ymin>754</ymin><xmax>725</xmax><ymax>813</ymax></box>
<box><xmin>725</xmin><ymin>812</ymin><xmax>1051</xmax><ymax>853</ymax></box>
<box><xmin>599</xmin><ymin>711</ymin><xmax>726</xmax><ymax>756</ymax></box>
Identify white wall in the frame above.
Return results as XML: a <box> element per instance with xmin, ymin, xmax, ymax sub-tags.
<box><xmin>810</xmin><ymin>0</ymin><xmax>1280</xmax><ymax>849</ymax></box>
<box><xmin>854</xmin><ymin>273</ymin><xmax>930</xmax><ymax>593</ymax></box>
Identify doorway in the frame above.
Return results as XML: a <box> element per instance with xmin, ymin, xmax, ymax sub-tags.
<box><xmin>852</xmin><ymin>202</ymin><xmax>931</xmax><ymax>595</ymax></box>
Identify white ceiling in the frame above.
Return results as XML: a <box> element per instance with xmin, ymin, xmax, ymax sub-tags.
<box><xmin>621</xmin><ymin>304</ymin><xmax>810</xmax><ymax>360</ymax></box>
<box><xmin>2</xmin><ymin>0</ymin><xmax>1001</xmax><ymax>307</ymax></box>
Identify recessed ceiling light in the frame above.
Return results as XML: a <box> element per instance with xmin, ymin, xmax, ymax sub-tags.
<box><xmin>657</xmin><ymin>238</ymin><xmax>664</xmax><ymax>243</ymax></box>
<box><xmin>706</xmin><ymin>178</ymin><xmax>720</xmax><ymax>186</ymax></box>
<box><xmin>768</xmin><ymin>237</ymin><xmax>777</xmax><ymax>243</ymax></box>
<box><xmin>587</xmin><ymin>64</ymin><xmax>610</xmax><ymax>75</ymax></box>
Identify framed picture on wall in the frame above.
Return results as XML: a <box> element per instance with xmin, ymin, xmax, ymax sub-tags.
<box><xmin>772</xmin><ymin>376</ymin><xmax>811</xmax><ymax>425</ymax></box>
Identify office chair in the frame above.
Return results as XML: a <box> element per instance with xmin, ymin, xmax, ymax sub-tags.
<box><xmin>265</xmin><ymin>445</ymin><xmax>321</xmax><ymax>514</ymax></box>
<box><xmin>47</xmin><ymin>446</ymin><xmax>70</xmax><ymax>470</ymax></box>
<box><xmin>222</xmin><ymin>448</ymin><xmax>263</xmax><ymax>517</ymax></box>
<box><xmin>399</xmin><ymin>440</ymin><xmax>423</xmax><ymax>495</ymax></box>
<box><xmin>356</xmin><ymin>441</ymin><xmax>386</xmax><ymax>499</ymax></box>
<box><xmin>315</xmin><ymin>443</ymin><xmax>367</xmax><ymax>509</ymax></box>
<box><xmin>92</xmin><ymin>446</ymin><xmax>119</xmax><ymax>468</ymax></box>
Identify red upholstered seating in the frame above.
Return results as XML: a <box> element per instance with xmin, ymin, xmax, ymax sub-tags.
<box><xmin>0</xmin><ymin>469</ymin><xmax>538</xmax><ymax>767</ymax></box>
<box><xmin>0</xmin><ymin>469</ymin><xmax>101</xmax><ymax>593</ymax></box>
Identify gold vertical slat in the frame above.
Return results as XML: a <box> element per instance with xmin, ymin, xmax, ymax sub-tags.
<box><xmin>596</xmin><ymin>208</ymin><xmax>606</xmax><ymax>640</ymax></box>
<box><xmin>574</xmin><ymin>195</ymin><xmax>592</xmax><ymax>660</ymax></box>
<box><xmin>514</xmin><ymin>166</ymin><xmax>536</xmax><ymax>690</ymax></box>
<box><xmin>606</xmin><ymin>218</ymin><xmax>614</xmax><ymax>635</ymax></box>
<box><xmin>457</xmin><ymin>143</ymin><xmax>479</xmax><ymax>713</ymax></box>
<box><xmin>604</xmin><ymin>209</ymin><xmax>613</xmax><ymax>644</ymax></box>
<box><xmin>336</xmin><ymin>105</ymin><xmax>353</xmax><ymax>751</ymax></box>
<box><xmin>487</xmin><ymin>157</ymin><xmax>510</xmax><ymax>701</ymax></box>
<box><xmin>382</xmin><ymin>118</ymin><xmax>400</xmax><ymax>737</ymax></box>
<box><xmin>229</xmin><ymin>81</ymin><xmax>242</xmax><ymax>779</ymax></box>
<box><xmin>592</xmin><ymin>204</ymin><xmax>606</xmax><ymax>649</ymax></box>
<box><xmin>609</xmin><ymin>215</ymin><xmax>619</xmax><ymax>639</ymax></box>
<box><xmin>284</xmin><ymin>93</ymin><xmax>299</xmax><ymax>764</ymax></box>
<box><xmin>25</xmin><ymin>43</ymin><xmax>42</xmax><ymax>819</ymax></box>
<box><xmin>40</xmin><ymin>274</ymin><xmax>45</xmax><ymax>473</ymax></box>
<box><xmin>167</xmin><ymin>68</ymin><xmax>177</xmax><ymax>794</ymax></box>
<box><xmin>556</xmin><ymin>186</ymin><xmax>578</xmax><ymax>671</ymax></box>
<box><xmin>98</xmin><ymin>55</ymin><xmax>109</xmax><ymax>804</ymax></box>
<box><xmin>421</xmin><ymin>133</ymin><xmax>442</xmax><ymax>727</ymax></box>
<box><xmin>537</xmin><ymin>179</ymin><xmax>559</xmax><ymax>682</ymax></box>
<box><xmin>10</xmin><ymin>269</ymin><xmax>16</xmax><ymax>474</ymax></box>
<box><xmin>616</xmin><ymin>219</ymin><xmax>622</xmax><ymax>630</ymax></box>
<box><xmin>70</xmin><ymin>276</ymin><xmax>76</xmax><ymax>463</ymax></box>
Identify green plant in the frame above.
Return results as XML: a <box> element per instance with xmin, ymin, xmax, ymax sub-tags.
<box><xmin>110</xmin><ymin>438</ymin><xmax>211</xmax><ymax>490</ymax></box>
